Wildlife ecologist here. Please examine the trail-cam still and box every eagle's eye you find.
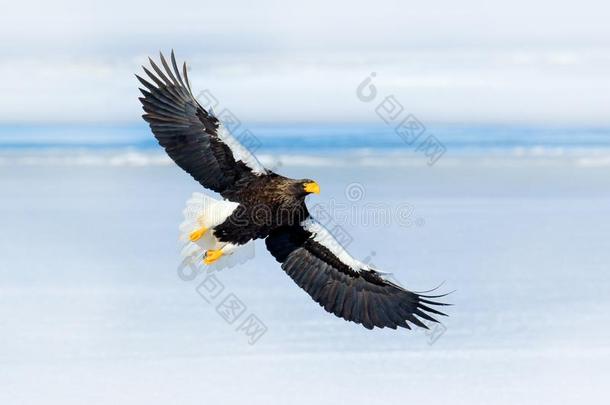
[303,181,320,195]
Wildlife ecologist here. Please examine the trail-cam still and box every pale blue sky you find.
[2,0,610,124]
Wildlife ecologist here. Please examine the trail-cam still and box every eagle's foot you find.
[203,249,223,265]
[189,226,208,242]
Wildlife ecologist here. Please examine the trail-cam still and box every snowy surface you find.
[1,154,609,404]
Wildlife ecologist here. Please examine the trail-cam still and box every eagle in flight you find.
[137,51,449,330]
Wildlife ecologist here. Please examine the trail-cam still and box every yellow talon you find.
[203,249,223,265]
[189,227,208,242]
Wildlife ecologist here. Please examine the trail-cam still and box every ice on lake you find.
[1,151,609,404]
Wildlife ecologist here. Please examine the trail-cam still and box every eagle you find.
[136,51,449,330]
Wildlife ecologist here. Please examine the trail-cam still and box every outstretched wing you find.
[265,218,449,330]
[137,51,267,201]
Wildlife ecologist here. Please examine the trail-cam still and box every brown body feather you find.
[215,175,312,244]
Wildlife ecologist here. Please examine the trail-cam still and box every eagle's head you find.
[296,179,320,197]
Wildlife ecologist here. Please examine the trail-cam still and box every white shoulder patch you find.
[300,218,369,271]
[217,124,267,175]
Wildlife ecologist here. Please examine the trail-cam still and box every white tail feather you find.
[179,192,255,270]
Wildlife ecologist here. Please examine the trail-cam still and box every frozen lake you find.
[1,151,610,404]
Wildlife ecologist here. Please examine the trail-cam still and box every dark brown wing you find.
[265,220,449,330]
[136,51,268,201]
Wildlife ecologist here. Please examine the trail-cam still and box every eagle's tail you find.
[179,192,255,270]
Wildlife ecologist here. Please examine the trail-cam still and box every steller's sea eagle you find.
[136,51,449,330]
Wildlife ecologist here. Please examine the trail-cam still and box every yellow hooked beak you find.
[303,181,320,195]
